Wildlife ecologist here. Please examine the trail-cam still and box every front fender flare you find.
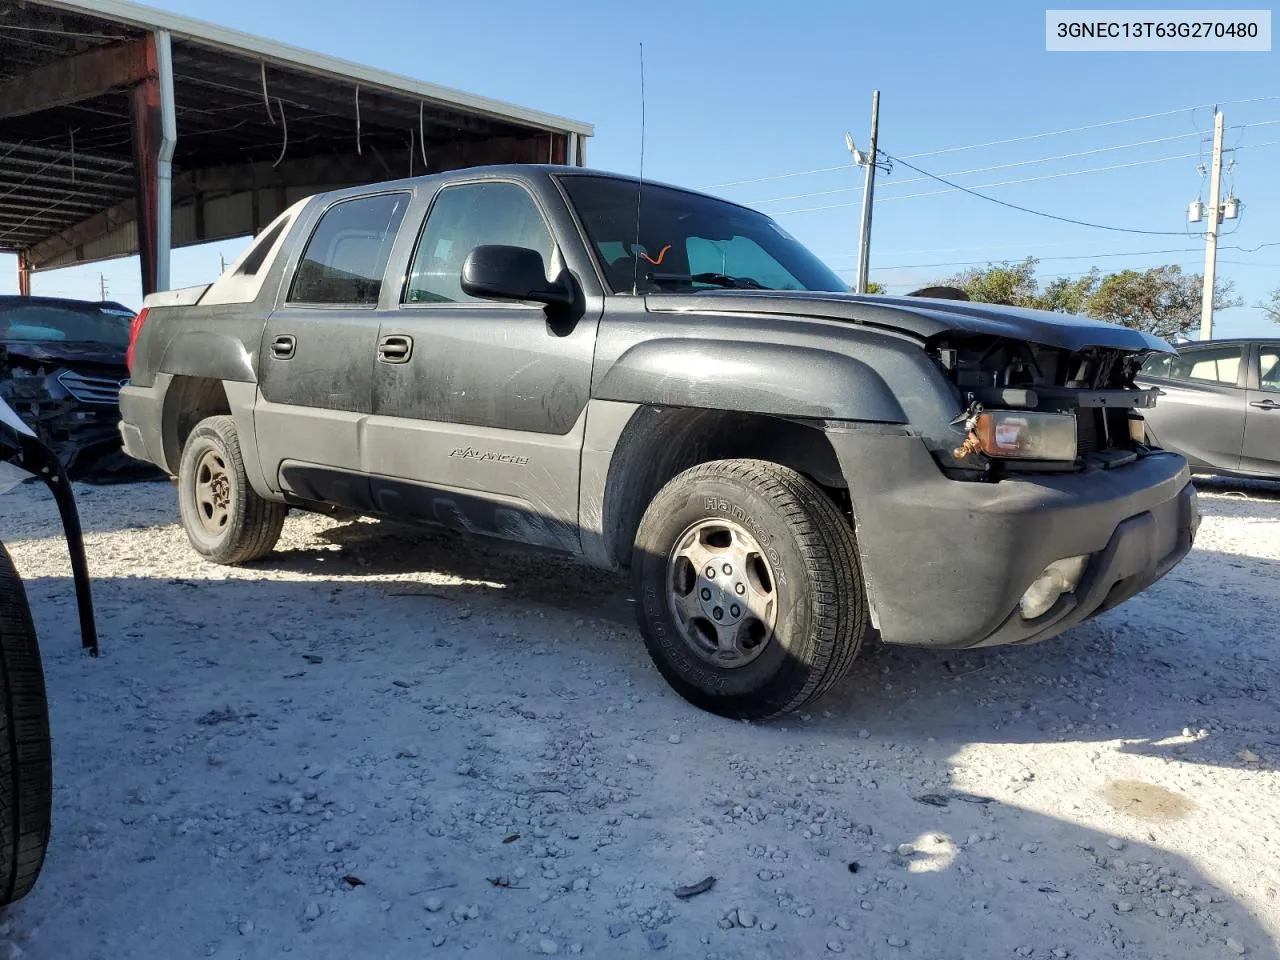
[594,339,908,422]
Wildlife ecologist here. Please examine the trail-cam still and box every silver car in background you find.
[1137,338,1280,480]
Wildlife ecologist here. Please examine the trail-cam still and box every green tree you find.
[935,259,1241,339]
[1260,287,1280,324]
[850,281,886,294]
[945,257,1041,307]
[1087,266,1241,339]
[1040,270,1100,314]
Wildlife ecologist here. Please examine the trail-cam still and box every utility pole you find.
[849,90,881,294]
[1199,108,1224,341]
[219,253,226,274]
[98,272,108,301]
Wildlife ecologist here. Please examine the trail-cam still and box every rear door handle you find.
[378,334,413,364]
[271,334,296,360]
[1250,398,1279,410]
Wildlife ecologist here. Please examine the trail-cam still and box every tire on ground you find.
[177,415,287,565]
[632,458,868,720]
[0,541,52,906]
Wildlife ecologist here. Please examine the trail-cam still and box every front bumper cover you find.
[828,429,1198,649]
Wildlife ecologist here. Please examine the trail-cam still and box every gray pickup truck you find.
[118,164,1200,720]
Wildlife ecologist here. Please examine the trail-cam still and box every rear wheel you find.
[177,415,287,565]
[632,459,868,720]
[0,541,52,906]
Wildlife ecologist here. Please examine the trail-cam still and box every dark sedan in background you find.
[0,295,157,480]
[1137,337,1280,480]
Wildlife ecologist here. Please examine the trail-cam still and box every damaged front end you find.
[928,334,1165,479]
[0,396,98,656]
[0,344,154,482]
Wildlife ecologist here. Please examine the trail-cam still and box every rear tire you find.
[632,459,868,720]
[0,541,52,906]
[177,415,287,565]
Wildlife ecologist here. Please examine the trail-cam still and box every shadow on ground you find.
[12,556,1278,960]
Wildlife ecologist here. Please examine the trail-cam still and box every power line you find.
[867,247,1202,271]
[897,97,1279,161]
[700,96,1280,191]
[748,123,1280,207]
[764,148,1201,211]
[747,130,1208,205]
[774,140,1280,230]
[852,150,1189,235]
[821,238,1280,268]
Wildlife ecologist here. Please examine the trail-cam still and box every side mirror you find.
[461,245,574,306]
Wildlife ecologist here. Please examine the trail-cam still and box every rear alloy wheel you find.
[178,415,287,565]
[633,458,868,720]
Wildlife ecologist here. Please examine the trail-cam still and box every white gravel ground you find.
[0,476,1277,960]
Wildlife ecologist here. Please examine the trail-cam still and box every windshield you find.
[557,175,848,295]
[0,301,135,348]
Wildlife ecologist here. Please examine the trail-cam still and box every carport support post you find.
[129,31,177,296]
[16,251,31,296]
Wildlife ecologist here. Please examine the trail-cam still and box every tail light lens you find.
[125,307,149,374]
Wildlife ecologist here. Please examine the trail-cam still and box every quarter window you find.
[404,182,555,304]
[1165,345,1243,386]
[288,193,410,305]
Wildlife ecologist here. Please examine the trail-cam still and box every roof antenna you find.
[630,41,646,297]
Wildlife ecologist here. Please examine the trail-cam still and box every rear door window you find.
[288,193,410,306]
[1164,345,1244,386]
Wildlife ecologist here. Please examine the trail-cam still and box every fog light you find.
[1019,555,1089,620]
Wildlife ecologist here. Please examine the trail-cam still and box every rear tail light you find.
[125,307,150,373]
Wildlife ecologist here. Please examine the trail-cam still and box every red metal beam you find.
[131,36,161,297]
[0,40,154,121]
[17,251,32,296]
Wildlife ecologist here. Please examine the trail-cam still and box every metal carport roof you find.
[0,0,593,291]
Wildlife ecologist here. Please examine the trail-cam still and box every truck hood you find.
[644,290,1174,354]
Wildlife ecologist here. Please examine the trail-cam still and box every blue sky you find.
[3,0,1277,337]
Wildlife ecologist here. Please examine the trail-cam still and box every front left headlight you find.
[969,410,1077,461]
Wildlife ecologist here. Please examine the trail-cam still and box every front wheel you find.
[632,459,868,720]
[177,415,287,565]
[0,541,52,906]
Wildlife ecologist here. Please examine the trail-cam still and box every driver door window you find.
[403,181,556,304]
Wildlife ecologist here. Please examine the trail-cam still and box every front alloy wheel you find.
[632,458,868,720]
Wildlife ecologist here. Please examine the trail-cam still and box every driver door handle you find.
[1249,398,1279,410]
[271,334,296,360]
[377,334,413,364]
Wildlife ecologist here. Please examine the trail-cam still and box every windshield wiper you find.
[649,272,768,290]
